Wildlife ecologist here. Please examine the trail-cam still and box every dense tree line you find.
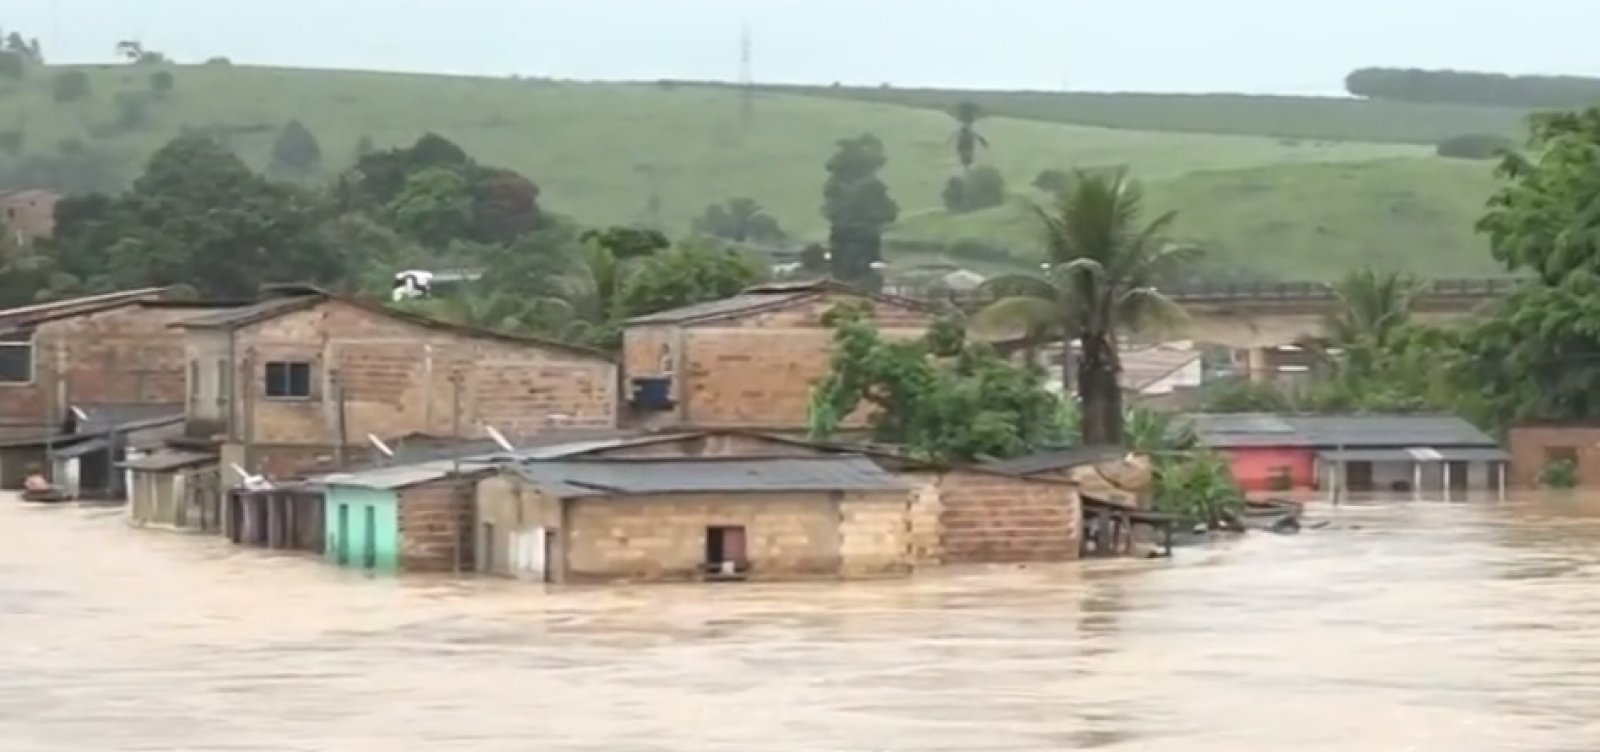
[1345,67,1600,109]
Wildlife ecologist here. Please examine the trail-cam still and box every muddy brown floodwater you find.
[5,494,1600,751]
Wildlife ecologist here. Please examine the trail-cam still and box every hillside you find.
[756,84,1536,145]
[893,158,1502,280]
[0,64,1508,279]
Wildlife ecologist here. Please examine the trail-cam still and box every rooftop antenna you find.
[483,425,515,454]
[367,433,395,460]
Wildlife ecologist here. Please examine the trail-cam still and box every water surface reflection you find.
[3,496,1600,750]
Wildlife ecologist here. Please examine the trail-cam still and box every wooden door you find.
[1346,462,1375,492]
[721,526,747,564]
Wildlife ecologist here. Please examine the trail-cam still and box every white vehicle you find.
[391,268,483,302]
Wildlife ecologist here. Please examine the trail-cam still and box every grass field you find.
[0,64,1510,280]
[754,84,1537,145]
[893,158,1503,279]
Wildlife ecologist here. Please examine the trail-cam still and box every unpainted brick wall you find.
[398,478,476,573]
[231,299,617,447]
[934,470,1081,564]
[1508,425,1600,488]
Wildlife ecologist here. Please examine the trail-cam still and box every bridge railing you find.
[888,276,1524,307]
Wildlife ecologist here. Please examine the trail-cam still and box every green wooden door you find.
[323,487,399,572]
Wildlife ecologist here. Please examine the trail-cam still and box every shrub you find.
[148,70,174,95]
[1032,168,1071,196]
[51,70,90,103]
[941,165,1007,213]
[1436,133,1513,160]
[1539,458,1578,489]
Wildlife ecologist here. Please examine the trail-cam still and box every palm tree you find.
[539,241,627,343]
[972,169,1196,445]
[950,101,988,172]
[1318,269,1420,380]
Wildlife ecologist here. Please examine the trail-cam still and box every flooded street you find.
[4,495,1600,751]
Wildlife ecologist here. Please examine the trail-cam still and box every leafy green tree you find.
[388,167,474,248]
[270,120,323,176]
[973,169,1195,445]
[0,51,23,81]
[342,133,542,244]
[579,225,668,261]
[1320,269,1420,381]
[45,137,348,298]
[949,101,988,171]
[942,165,1006,213]
[3,31,43,64]
[51,70,90,103]
[470,168,541,244]
[809,303,1066,462]
[822,134,898,289]
[692,198,785,243]
[619,242,766,319]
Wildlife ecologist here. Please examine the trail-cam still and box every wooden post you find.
[1413,463,1422,501]
[1498,461,1507,502]
[1443,462,1452,503]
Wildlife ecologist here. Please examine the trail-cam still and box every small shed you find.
[120,449,222,530]
[315,460,494,573]
[477,455,913,583]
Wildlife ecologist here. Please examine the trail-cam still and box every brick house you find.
[170,286,619,480]
[475,455,916,583]
[552,429,1088,565]
[0,288,245,441]
[620,279,935,430]
[1507,425,1600,488]
[0,189,61,244]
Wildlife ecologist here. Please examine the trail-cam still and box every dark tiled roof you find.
[513,455,908,497]
[981,445,1126,476]
[170,286,612,361]
[625,278,933,326]
[1186,413,1498,450]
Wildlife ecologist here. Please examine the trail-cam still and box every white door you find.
[511,528,547,581]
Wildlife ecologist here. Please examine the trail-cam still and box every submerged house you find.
[1188,413,1507,496]
[475,454,917,583]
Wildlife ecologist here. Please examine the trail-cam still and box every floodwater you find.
[3,495,1600,752]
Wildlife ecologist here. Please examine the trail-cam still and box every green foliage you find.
[1032,168,1071,196]
[973,168,1197,445]
[1347,68,1600,109]
[1154,450,1245,529]
[1539,458,1578,490]
[580,225,669,260]
[1197,378,1294,413]
[270,120,323,175]
[941,165,1006,213]
[809,303,1064,462]
[949,100,988,170]
[1436,133,1512,160]
[50,70,89,103]
[822,133,898,288]
[343,133,542,246]
[42,136,347,298]
[619,242,766,320]
[692,198,785,243]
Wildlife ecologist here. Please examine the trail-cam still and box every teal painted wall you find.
[323,486,400,573]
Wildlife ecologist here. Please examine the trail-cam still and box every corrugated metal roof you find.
[314,459,496,490]
[513,455,908,497]
[1187,413,1498,450]
[982,445,1126,475]
[0,287,171,332]
[1318,447,1510,463]
[53,437,109,459]
[625,290,803,325]
[173,295,320,328]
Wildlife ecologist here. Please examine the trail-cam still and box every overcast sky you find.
[9,0,1598,94]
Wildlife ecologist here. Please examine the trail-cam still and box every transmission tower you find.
[739,23,754,131]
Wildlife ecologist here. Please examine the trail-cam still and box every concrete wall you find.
[475,473,564,580]
[323,486,400,572]
[218,299,617,450]
[396,478,476,573]
[0,190,58,242]
[563,490,910,582]
[838,495,914,577]
[622,293,931,430]
[1508,425,1600,488]
[0,303,232,436]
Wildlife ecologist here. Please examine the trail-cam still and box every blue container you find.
[631,377,673,409]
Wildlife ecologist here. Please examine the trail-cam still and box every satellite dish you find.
[367,433,395,458]
[483,425,515,453]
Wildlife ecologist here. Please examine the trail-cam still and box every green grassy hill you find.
[755,84,1535,145]
[893,158,1502,279]
[0,64,1510,280]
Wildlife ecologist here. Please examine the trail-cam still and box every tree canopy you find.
[822,134,898,288]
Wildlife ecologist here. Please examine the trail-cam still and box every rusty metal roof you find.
[625,278,933,326]
[0,287,172,332]
[513,455,908,497]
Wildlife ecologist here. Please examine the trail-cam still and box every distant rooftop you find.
[1185,413,1498,449]
[513,455,908,497]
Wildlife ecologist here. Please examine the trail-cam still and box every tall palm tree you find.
[972,169,1196,445]
[950,101,989,172]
